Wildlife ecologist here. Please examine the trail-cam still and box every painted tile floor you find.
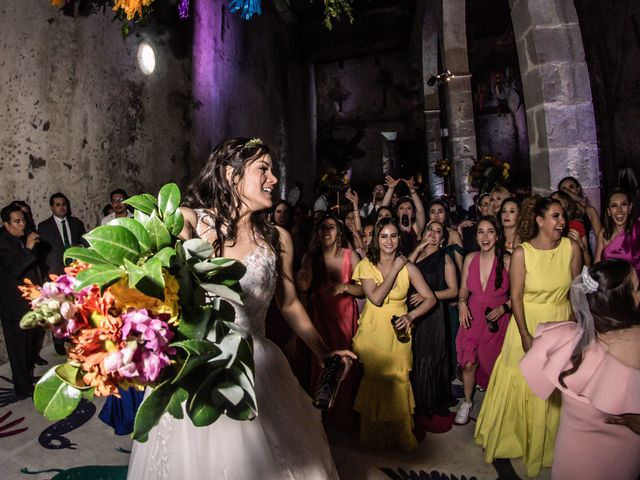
[0,344,550,480]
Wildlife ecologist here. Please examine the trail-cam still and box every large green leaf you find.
[172,339,222,357]
[107,217,151,254]
[164,210,184,237]
[124,194,156,215]
[132,381,176,442]
[187,374,223,427]
[153,247,176,268]
[137,257,165,300]
[55,363,92,390]
[34,367,83,421]
[178,305,214,340]
[228,365,257,410]
[124,258,147,288]
[214,382,244,407]
[63,246,112,266]
[75,264,124,290]
[200,283,243,304]
[84,226,140,265]
[134,210,150,227]
[146,211,172,252]
[182,238,214,260]
[158,183,181,220]
[166,386,188,420]
[171,339,223,383]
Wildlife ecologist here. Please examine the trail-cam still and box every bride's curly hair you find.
[183,138,281,261]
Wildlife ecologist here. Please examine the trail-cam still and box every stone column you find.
[422,0,445,198]
[509,0,600,206]
[440,0,477,208]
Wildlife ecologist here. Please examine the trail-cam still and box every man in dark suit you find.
[37,193,87,276]
[0,203,42,398]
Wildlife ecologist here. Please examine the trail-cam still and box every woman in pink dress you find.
[596,189,640,278]
[521,259,640,480]
[455,216,511,425]
[297,214,361,428]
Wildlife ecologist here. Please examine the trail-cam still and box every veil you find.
[569,266,598,352]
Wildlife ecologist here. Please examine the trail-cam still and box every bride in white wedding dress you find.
[127,138,355,480]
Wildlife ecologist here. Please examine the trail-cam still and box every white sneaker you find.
[454,401,473,425]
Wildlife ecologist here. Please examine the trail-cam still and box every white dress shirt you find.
[54,215,73,245]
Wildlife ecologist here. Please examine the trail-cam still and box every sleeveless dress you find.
[521,321,640,480]
[409,249,451,415]
[456,254,510,389]
[127,221,338,479]
[308,248,360,429]
[443,242,464,376]
[475,237,573,477]
[602,218,640,278]
[351,259,416,451]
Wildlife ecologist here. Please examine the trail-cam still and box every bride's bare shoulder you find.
[179,206,198,240]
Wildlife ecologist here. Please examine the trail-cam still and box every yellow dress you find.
[351,258,416,451]
[475,237,573,477]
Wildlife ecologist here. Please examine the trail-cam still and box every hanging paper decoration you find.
[178,0,189,18]
[228,0,262,20]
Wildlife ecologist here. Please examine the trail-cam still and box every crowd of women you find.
[266,173,640,478]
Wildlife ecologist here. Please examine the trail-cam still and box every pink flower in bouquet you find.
[50,301,80,339]
[111,309,176,383]
[41,274,76,298]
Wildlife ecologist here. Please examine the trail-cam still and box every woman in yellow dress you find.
[352,218,436,451]
[474,196,582,477]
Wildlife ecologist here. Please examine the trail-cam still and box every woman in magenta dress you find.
[455,216,511,425]
[521,259,640,480]
[297,214,361,428]
[596,189,640,278]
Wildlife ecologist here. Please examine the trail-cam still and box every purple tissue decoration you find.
[178,0,190,19]
[228,0,262,20]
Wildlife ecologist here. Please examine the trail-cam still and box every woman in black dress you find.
[407,221,459,421]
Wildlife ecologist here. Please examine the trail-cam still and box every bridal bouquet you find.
[19,184,256,441]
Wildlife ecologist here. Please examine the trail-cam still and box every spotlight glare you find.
[137,42,156,75]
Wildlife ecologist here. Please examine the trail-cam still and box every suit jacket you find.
[37,215,87,276]
[0,230,42,281]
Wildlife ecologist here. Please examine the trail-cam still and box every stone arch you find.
[508,0,600,205]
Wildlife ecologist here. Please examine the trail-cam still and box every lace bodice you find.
[193,208,277,337]
[231,245,277,337]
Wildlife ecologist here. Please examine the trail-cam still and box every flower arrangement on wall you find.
[467,154,511,193]
[434,158,451,178]
[49,0,353,29]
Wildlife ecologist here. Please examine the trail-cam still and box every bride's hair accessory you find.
[243,138,264,150]
[581,266,599,293]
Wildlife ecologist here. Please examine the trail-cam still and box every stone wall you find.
[0,0,194,228]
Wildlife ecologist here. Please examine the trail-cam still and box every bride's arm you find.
[274,226,357,363]
[178,207,197,240]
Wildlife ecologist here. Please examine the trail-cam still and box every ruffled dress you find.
[521,322,640,480]
[474,238,573,477]
[351,259,416,451]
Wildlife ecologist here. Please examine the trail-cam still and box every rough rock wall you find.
[191,0,315,202]
[0,1,193,229]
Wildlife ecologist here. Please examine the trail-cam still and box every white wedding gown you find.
[127,244,339,479]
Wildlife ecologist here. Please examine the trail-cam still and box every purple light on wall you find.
[178,0,190,19]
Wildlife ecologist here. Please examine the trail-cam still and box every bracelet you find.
[502,303,512,314]
[410,190,416,194]
[458,298,467,303]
